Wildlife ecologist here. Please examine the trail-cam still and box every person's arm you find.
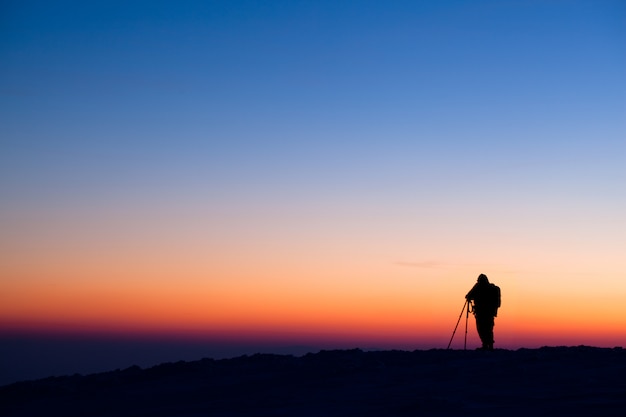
[466,284,477,300]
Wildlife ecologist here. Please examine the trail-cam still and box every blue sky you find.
[3,1,623,184]
[1,1,624,263]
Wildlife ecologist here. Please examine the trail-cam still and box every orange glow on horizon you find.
[2,266,624,350]
[2,215,625,350]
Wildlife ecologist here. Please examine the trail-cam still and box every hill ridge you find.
[1,346,625,416]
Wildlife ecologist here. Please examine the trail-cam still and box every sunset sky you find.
[1,0,625,372]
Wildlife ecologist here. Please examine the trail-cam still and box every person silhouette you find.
[465,274,501,350]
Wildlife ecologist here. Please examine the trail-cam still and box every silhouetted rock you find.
[1,346,625,416]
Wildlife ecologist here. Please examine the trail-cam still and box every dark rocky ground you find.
[1,346,625,416]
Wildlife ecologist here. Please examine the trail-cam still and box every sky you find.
[1,0,625,381]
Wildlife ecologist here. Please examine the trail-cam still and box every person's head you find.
[477,274,489,284]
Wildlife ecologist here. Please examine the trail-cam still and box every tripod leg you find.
[464,301,470,350]
[447,300,468,349]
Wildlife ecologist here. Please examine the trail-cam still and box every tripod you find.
[446,299,472,350]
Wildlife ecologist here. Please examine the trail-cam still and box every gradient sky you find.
[1,0,625,358]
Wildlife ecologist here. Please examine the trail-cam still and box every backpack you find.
[490,283,501,317]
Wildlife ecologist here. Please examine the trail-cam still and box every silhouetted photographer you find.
[465,274,501,350]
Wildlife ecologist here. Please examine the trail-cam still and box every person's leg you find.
[484,316,494,349]
[476,315,494,350]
